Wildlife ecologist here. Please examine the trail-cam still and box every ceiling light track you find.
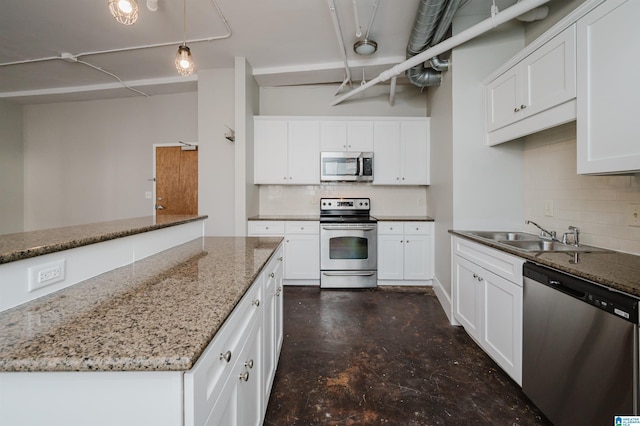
[0,0,231,69]
[327,0,352,95]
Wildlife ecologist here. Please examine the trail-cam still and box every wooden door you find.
[155,146,198,216]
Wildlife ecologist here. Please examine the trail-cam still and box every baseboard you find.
[432,275,458,325]
[377,280,432,287]
[283,279,319,286]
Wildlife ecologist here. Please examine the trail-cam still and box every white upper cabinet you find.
[486,25,577,145]
[320,120,373,152]
[254,118,319,184]
[577,0,640,174]
[373,119,430,185]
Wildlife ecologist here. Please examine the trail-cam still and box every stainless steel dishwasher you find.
[523,262,639,426]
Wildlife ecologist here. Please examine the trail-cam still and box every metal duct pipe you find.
[406,0,465,87]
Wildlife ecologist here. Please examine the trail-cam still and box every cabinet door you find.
[320,121,347,151]
[403,235,432,281]
[237,321,263,426]
[522,25,576,118]
[453,256,482,342]
[205,376,239,426]
[577,0,640,174]
[486,68,521,132]
[377,234,404,280]
[262,267,276,402]
[347,120,374,151]
[288,120,320,184]
[400,120,430,185]
[482,269,522,385]
[284,234,319,280]
[254,119,288,184]
[373,121,401,185]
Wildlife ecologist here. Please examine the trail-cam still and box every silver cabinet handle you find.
[239,371,249,382]
[245,359,254,369]
[278,256,283,261]
[270,272,275,278]
[321,226,376,231]
[521,104,527,109]
[276,287,282,296]
[472,274,483,282]
[252,299,260,307]
[220,351,232,363]
[155,204,165,210]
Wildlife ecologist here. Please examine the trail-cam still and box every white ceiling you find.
[0,0,520,104]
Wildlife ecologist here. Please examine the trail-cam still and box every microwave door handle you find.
[357,157,362,176]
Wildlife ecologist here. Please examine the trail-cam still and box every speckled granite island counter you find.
[0,236,285,426]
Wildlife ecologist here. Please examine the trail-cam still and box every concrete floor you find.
[264,286,551,426]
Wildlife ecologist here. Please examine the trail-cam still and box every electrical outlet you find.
[544,199,554,217]
[28,259,65,292]
[628,203,640,227]
[145,191,152,199]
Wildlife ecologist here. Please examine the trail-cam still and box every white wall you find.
[258,84,428,216]
[0,99,24,234]
[234,58,261,236]
[426,53,453,305]
[451,17,526,231]
[22,93,197,231]
[198,68,236,236]
[523,123,640,255]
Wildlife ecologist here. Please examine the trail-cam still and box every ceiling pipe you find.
[405,0,447,87]
[352,0,363,37]
[388,76,397,106]
[328,0,353,94]
[331,0,551,106]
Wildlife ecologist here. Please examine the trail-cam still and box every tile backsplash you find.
[258,185,427,217]
[523,122,640,255]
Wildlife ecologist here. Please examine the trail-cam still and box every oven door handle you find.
[322,271,376,277]
[321,226,376,231]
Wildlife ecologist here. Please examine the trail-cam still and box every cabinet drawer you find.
[453,237,523,285]
[184,280,263,426]
[377,222,403,234]
[403,222,431,235]
[284,221,319,235]
[248,221,285,236]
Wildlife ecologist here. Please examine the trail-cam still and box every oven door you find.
[320,223,377,271]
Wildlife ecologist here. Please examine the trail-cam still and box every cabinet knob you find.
[514,107,520,112]
[276,287,282,296]
[402,177,405,180]
[239,371,250,382]
[521,104,527,109]
[252,299,260,307]
[220,350,232,363]
[283,177,287,180]
[245,359,254,369]
[406,240,410,243]
[278,256,283,261]
[270,272,275,278]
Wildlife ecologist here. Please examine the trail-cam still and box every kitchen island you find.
[0,235,284,425]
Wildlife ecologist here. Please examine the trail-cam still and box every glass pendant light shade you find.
[175,45,195,76]
[108,0,139,25]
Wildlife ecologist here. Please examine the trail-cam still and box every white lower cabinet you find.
[248,221,319,284]
[452,236,523,385]
[185,244,284,426]
[378,222,433,285]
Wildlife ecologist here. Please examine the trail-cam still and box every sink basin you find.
[498,240,611,253]
[466,231,539,241]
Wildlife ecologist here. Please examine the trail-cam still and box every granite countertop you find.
[248,215,321,221]
[374,216,434,222]
[0,215,207,265]
[451,230,640,298]
[248,215,434,222]
[0,236,283,372]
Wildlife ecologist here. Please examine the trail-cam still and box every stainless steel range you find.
[320,198,377,289]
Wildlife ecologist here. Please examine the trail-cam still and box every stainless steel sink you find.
[498,240,611,253]
[466,231,539,241]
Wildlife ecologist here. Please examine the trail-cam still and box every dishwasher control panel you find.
[524,263,639,324]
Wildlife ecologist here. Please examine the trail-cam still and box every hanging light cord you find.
[76,60,151,97]
[182,0,187,46]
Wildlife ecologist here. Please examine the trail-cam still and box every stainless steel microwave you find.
[320,151,373,182]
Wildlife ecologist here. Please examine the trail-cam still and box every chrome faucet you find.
[562,226,580,247]
[525,220,557,241]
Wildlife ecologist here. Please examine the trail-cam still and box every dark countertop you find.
[0,215,208,265]
[0,236,283,372]
[248,215,320,221]
[374,216,434,222]
[451,230,640,298]
[248,215,434,222]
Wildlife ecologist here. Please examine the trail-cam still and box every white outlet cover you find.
[28,259,66,292]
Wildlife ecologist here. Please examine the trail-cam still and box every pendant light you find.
[108,0,139,25]
[175,0,195,76]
